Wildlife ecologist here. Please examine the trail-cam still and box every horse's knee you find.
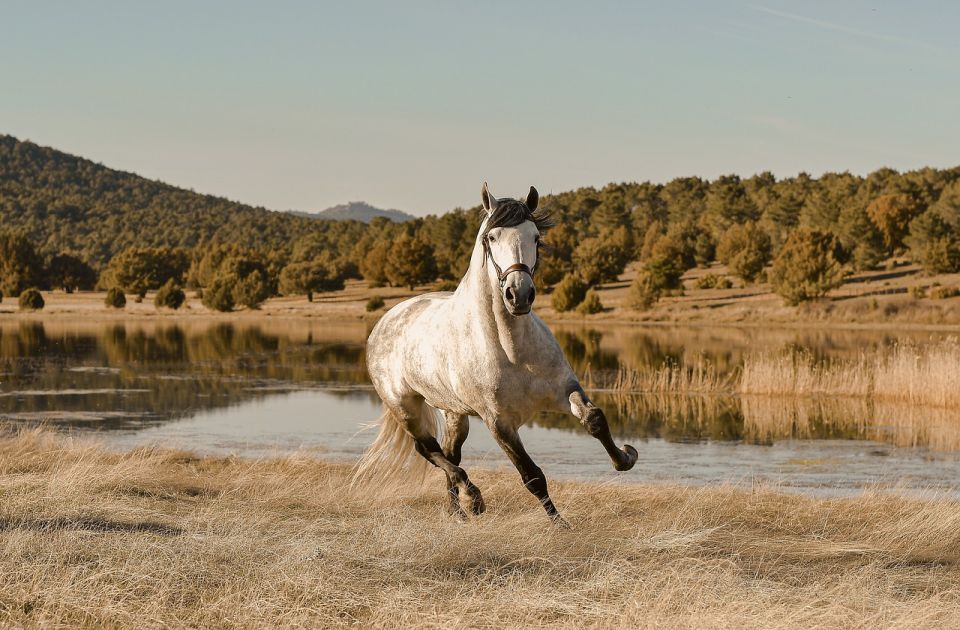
[520,465,548,495]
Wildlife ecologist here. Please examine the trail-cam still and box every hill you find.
[0,135,366,267]
[289,201,414,223]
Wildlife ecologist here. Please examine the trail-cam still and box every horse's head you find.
[479,182,550,316]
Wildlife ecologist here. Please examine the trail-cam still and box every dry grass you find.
[584,358,733,395]
[740,340,960,408]
[3,430,960,628]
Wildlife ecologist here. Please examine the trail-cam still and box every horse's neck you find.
[453,240,536,363]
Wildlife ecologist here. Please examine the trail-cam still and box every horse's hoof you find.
[467,486,485,515]
[613,444,638,471]
[551,514,572,529]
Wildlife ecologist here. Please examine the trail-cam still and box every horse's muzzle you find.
[504,283,535,315]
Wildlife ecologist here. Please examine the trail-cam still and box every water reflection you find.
[0,320,957,453]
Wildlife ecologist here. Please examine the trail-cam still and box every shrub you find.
[366,295,385,312]
[717,277,734,290]
[233,270,271,309]
[551,274,587,312]
[930,286,960,300]
[909,285,927,299]
[278,258,346,300]
[576,290,604,315]
[769,229,846,306]
[695,274,718,290]
[104,287,126,309]
[716,222,772,283]
[154,280,186,310]
[18,288,44,311]
[202,276,236,312]
[627,269,660,310]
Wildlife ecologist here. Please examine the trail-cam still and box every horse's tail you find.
[352,401,437,488]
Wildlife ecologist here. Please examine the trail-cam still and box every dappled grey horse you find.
[358,183,637,524]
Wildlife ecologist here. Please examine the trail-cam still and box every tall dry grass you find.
[595,339,960,409]
[3,429,960,628]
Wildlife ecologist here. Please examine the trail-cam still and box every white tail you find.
[352,402,438,488]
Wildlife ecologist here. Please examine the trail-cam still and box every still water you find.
[2,319,959,495]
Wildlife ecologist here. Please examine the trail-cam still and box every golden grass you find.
[584,358,733,395]
[740,340,960,407]
[3,430,960,628]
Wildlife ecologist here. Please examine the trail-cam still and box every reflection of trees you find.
[0,322,370,430]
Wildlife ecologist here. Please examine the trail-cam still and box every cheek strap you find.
[483,239,537,288]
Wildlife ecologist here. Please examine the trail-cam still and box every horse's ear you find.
[526,186,539,211]
[481,181,498,216]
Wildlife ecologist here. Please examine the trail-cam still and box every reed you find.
[3,429,960,628]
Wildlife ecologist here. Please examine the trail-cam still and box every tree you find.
[627,269,661,310]
[0,230,44,297]
[385,234,437,290]
[279,257,345,300]
[716,222,772,283]
[907,208,960,274]
[576,290,604,314]
[154,279,186,310]
[551,273,587,312]
[233,269,271,309]
[572,228,631,285]
[703,174,759,237]
[103,247,190,297]
[769,229,846,305]
[46,254,96,292]
[866,193,922,253]
[201,276,236,312]
[360,240,392,287]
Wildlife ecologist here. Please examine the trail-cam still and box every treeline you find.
[2,134,960,311]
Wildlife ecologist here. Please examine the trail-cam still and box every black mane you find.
[482,198,553,234]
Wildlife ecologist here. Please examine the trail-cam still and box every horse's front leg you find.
[488,420,568,527]
[567,385,638,472]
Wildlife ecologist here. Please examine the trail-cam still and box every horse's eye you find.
[487,234,496,242]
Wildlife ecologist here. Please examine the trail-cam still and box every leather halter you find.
[483,237,537,288]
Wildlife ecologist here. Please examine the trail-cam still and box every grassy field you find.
[3,430,960,628]
[2,260,959,329]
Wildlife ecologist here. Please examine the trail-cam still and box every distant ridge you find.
[290,201,414,223]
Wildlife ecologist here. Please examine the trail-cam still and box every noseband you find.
[483,238,537,288]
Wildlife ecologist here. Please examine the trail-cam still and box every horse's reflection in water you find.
[357,183,637,526]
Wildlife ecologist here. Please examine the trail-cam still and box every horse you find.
[357,182,637,525]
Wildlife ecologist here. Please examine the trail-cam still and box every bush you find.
[909,285,927,299]
[930,286,960,300]
[18,288,44,311]
[717,277,734,290]
[769,229,846,306]
[551,274,587,312]
[202,276,236,312]
[627,269,660,310]
[154,279,186,310]
[695,274,718,289]
[576,290,604,315]
[716,222,771,283]
[104,287,126,309]
[366,295,385,312]
[233,270,271,309]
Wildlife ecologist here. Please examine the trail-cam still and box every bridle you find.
[482,234,538,288]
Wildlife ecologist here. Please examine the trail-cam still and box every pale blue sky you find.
[2,1,957,215]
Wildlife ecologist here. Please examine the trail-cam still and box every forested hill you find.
[0,134,358,267]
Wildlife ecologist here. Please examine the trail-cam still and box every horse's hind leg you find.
[397,396,484,516]
[440,411,470,516]
[488,420,567,527]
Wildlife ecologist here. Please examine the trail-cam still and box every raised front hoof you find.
[612,444,638,472]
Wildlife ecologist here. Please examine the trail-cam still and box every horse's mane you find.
[481,198,554,235]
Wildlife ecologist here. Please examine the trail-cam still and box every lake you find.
[2,318,959,495]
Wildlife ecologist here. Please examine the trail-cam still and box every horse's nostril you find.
[505,287,515,303]
[529,287,536,304]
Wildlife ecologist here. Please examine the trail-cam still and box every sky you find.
[2,1,958,216]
